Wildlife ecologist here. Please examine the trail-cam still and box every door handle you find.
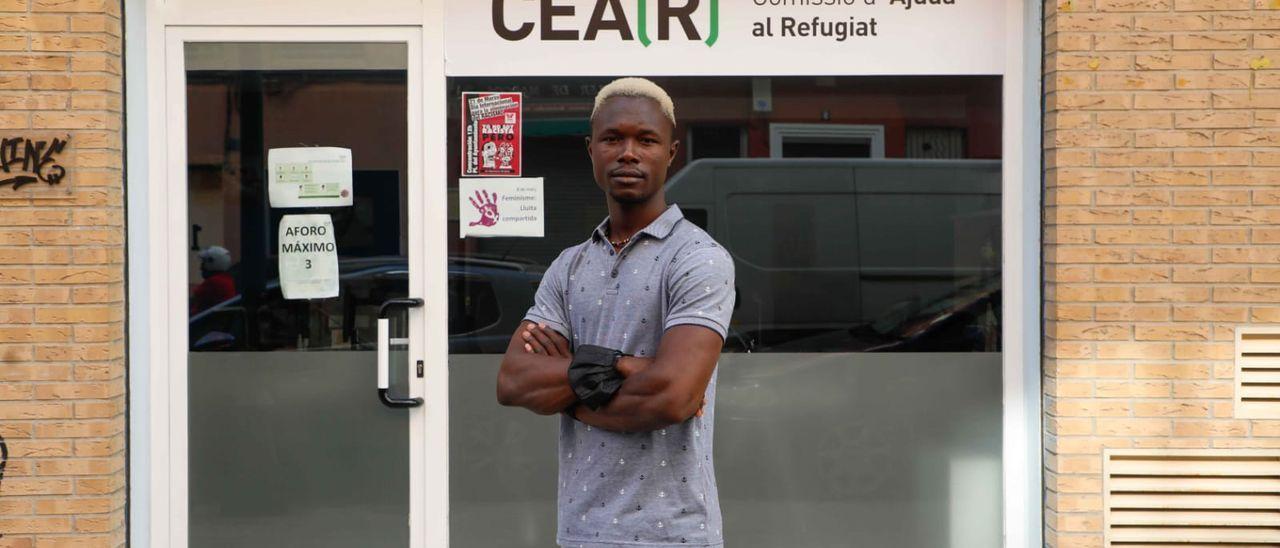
[377,297,424,408]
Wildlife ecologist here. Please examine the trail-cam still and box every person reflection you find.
[191,245,236,314]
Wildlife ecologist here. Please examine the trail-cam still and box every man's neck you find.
[606,198,666,243]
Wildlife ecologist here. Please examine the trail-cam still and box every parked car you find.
[189,255,544,353]
[667,157,1002,352]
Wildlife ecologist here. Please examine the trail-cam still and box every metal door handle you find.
[377,297,423,408]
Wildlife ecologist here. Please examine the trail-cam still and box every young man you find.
[496,78,735,548]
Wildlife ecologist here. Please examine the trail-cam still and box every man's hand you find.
[535,343,706,418]
[521,323,571,357]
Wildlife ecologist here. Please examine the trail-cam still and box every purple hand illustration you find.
[468,189,500,227]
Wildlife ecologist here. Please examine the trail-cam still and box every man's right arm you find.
[495,321,577,415]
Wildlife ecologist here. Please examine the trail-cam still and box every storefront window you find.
[447,76,1004,546]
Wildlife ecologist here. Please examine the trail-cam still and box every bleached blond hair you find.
[590,77,676,127]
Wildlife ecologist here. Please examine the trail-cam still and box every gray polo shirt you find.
[524,204,735,548]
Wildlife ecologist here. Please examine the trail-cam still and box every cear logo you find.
[493,0,719,47]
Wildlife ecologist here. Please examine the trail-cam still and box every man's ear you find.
[668,140,681,166]
[585,135,593,156]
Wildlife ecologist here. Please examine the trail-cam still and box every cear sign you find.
[278,214,339,300]
[492,0,717,45]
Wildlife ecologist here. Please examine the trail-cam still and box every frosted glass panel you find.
[189,351,409,548]
[449,353,1002,547]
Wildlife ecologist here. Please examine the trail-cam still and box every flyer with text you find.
[462,92,522,177]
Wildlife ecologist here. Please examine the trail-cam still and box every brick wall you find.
[1044,1,1280,546]
[0,0,126,546]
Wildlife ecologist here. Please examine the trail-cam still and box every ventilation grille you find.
[1103,449,1280,546]
[1236,328,1280,419]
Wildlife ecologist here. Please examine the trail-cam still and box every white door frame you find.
[140,22,444,548]
[128,1,1040,547]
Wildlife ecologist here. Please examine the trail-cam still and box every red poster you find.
[462,92,522,177]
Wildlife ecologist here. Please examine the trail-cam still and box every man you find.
[496,77,734,548]
[191,245,236,314]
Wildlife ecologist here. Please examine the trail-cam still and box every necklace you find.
[609,234,632,248]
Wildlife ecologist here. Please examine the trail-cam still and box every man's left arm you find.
[574,245,735,433]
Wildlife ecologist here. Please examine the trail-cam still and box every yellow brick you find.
[1171,266,1249,282]
[1051,33,1094,51]
[0,55,69,72]
[1133,437,1210,448]
[1255,32,1280,49]
[70,14,121,34]
[1096,149,1171,166]
[1215,286,1280,303]
[1051,246,1131,263]
[1172,381,1233,398]
[1173,189,1249,205]
[33,418,122,438]
[1051,360,1132,378]
[1135,286,1210,302]
[1094,265,1170,283]
[1134,168,1209,185]
[1097,418,1173,436]
[1052,207,1136,225]
[1134,401,1211,417]
[1096,304,1170,322]
[1135,14,1209,31]
[1055,399,1133,416]
[31,381,115,399]
[1211,208,1280,225]
[1173,341,1234,359]
[1135,130,1212,147]
[1173,227,1235,244]
[1215,12,1280,29]
[1096,111,1172,129]
[1136,325,1211,341]
[1135,52,1213,70]
[1053,53,1131,72]
[1135,362,1212,379]
[1174,110,1251,128]
[33,457,119,476]
[0,517,72,535]
[1173,305,1248,321]
[1053,473,1103,494]
[1173,149,1250,166]
[1096,379,1172,397]
[1176,0,1249,7]
[1173,33,1249,50]
[1138,92,1214,110]
[1055,129,1133,147]
[1173,420,1248,436]
[32,0,119,14]
[1096,73,1173,90]
[1212,90,1280,109]
[1216,129,1280,146]
[1098,342,1174,359]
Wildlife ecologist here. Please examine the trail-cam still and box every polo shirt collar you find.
[591,204,684,244]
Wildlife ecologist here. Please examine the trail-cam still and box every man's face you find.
[587,96,679,205]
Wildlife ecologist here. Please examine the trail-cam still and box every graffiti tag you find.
[1,136,69,190]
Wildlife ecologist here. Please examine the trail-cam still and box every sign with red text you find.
[462,92,522,177]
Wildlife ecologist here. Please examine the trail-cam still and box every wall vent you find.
[1103,449,1280,546]
[1236,327,1280,419]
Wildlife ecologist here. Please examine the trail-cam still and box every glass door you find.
[176,35,422,547]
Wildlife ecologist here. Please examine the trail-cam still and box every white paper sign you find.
[444,0,1005,76]
[267,147,354,208]
[278,214,339,299]
[459,177,545,238]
